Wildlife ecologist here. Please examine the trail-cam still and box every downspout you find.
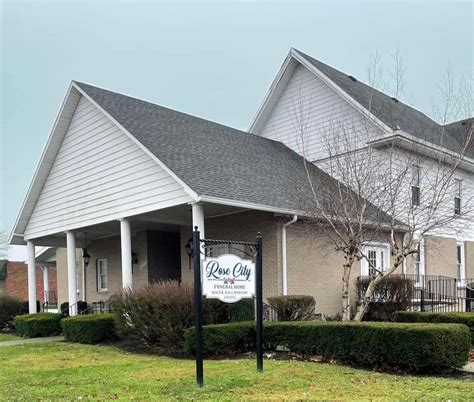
[282,215,298,295]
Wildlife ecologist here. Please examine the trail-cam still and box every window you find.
[454,179,462,215]
[96,258,108,292]
[411,166,421,206]
[457,243,465,287]
[361,244,389,276]
[414,240,425,287]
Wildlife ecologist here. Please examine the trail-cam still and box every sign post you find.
[256,233,263,372]
[192,227,204,388]
[189,230,263,388]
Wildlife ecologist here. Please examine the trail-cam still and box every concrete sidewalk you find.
[0,336,64,347]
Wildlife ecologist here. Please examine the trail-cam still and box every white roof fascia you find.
[9,83,79,245]
[369,131,474,172]
[248,51,296,134]
[249,49,395,137]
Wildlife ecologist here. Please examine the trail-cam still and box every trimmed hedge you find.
[62,314,116,344]
[394,311,474,343]
[184,321,470,372]
[14,313,62,338]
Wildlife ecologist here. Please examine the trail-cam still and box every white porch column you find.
[42,266,49,303]
[26,240,37,314]
[66,231,77,316]
[192,202,205,241]
[120,218,133,289]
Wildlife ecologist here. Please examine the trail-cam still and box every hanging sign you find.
[202,253,255,303]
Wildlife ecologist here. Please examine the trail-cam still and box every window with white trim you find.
[411,165,421,207]
[454,179,462,215]
[457,243,465,287]
[414,240,425,286]
[361,244,389,276]
[97,258,108,292]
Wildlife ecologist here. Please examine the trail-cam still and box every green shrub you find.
[394,311,474,343]
[0,296,28,329]
[184,321,470,372]
[357,276,414,321]
[227,299,254,322]
[267,295,315,321]
[62,314,115,344]
[14,313,62,337]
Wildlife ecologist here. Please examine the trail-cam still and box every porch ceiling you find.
[15,202,248,247]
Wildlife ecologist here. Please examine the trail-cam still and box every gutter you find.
[282,215,298,295]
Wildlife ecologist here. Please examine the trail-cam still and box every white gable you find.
[256,63,384,162]
[24,95,193,239]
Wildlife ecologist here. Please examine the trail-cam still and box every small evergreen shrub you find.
[0,296,28,329]
[62,314,115,344]
[357,276,413,321]
[184,321,470,372]
[267,295,315,321]
[394,311,474,344]
[14,313,62,337]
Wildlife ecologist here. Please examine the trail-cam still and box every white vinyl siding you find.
[258,64,383,161]
[24,96,192,239]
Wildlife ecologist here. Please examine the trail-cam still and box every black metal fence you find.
[358,274,474,313]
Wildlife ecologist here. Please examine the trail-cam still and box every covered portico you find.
[15,201,256,315]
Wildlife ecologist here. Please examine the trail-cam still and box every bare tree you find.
[293,52,473,321]
[0,229,8,260]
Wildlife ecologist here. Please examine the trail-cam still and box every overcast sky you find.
[1,0,473,245]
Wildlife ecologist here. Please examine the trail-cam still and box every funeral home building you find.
[9,49,473,317]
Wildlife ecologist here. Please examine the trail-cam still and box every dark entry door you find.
[147,230,181,283]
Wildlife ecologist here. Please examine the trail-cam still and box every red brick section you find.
[5,262,57,302]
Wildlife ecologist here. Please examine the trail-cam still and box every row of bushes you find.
[395,311,474,344]
[184,321,471,372]
[13,313,116,343]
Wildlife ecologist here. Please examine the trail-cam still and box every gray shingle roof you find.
[294,49,473,158]
[74,81,392,224]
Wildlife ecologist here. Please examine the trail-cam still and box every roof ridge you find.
[292,48,442,128]
[73,80,286,147]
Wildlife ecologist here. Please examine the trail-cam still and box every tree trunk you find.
[341,256,354,321]
[353,274,383,321]
[354,259,403,321]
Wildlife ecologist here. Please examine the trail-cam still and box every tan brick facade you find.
[56,231,149,306]
[54,210,474,316]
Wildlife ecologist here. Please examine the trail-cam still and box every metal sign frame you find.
[188,227,263,388]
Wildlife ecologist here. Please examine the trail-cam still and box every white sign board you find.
[202,254,255,303]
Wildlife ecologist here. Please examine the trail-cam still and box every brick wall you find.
[5,261,57,302]
[180,210,281,298]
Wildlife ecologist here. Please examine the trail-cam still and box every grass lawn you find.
[0,342,472,400]
[0,333,21,342]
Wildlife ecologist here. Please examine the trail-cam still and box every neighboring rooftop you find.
[294,49,473,158]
